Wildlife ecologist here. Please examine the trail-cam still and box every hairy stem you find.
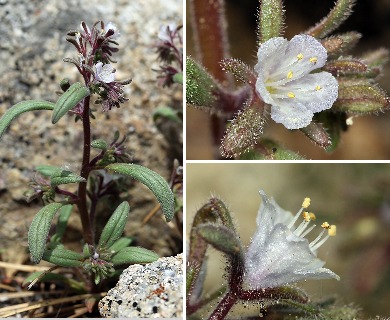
[208,291,237,320]
[77,96,93,245]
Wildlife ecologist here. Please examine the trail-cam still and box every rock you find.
[99,254,183,318]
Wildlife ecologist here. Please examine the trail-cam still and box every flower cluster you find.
[255,35,339,129]
[65,21,131,111]
[244,190,339,289]
[155,23,183,87]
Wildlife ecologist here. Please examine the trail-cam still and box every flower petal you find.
[287,34,328,71]
[270,101,314,129]
[255,37,288,79]
[246,224,339,288]
[280,72,339,112]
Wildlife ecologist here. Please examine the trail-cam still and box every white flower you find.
[158,23,177,42]
[94,62,115,83]
[255,35,339,129]
[244,190,339,289]
[105,22,120,39]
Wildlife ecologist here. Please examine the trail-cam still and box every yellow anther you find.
[315,85,321,91]
[302,197,311,208]
[310,57,318,63]
[321,222,330,229]
[287,92,295,98]
[297,53,304,60]
[287,71,293,79]
[302,211,311,222]
[328,225,337,236]
[309,212,316,221]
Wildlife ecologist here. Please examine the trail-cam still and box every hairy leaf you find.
[52,82,90,124]
[111,247,159,266]
[258,0,285,44]
[220,104,265,159]
[42,245,83,267]
[91,139,108,150]
[28,203,64,264]
[197,223,243,258]
[50,171,86,187]
[108,237,133,254]
[105,163,175,222]
[55,205,73,239]
[0,100,54,140]
[35,165,63,177]
[306,0,356,39]
[334,83,390,113]
[98,201,130,249]
[153,106,181,123]
[186,56,218,107]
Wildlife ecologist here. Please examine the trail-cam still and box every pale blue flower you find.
[244,190,339,289]
[255,35,339,129]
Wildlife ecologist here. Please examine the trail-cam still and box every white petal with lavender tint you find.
[95,62,115,83]
[255,35,339,129]
[244,190,339,289]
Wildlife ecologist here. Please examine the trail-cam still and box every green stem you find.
[77,95,93,245]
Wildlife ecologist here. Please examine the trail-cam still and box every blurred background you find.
[187,0,390,159]
[187,163,390,318]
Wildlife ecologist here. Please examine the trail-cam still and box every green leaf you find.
[306,0,356,39]
[153,106,181,123]
[108,237,133,254]
[55,204,73,239]
[98,201,130,249]
[111,247,159,266]
[239,139,305,160]
[196,223,243,258]
[52,82,90,124]
[42,245,83,267]
[105,163,175,222]
[258,0,284,44]
[28,203,64,264]
[220,104,265,159]
[186,56,218,108]
[173,72,183,84]
[299,122,332,150]
[0,100,54,140]
[91,139,108,150]
[334,83,390,113]
[50,171,86,187]
[35,165,63,177]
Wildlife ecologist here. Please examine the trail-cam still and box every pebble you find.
[98,254,183,318]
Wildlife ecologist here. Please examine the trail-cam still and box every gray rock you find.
[99,254,183,318]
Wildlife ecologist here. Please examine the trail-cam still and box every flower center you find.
[288,197,336,251]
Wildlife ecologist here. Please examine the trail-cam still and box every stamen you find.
[315,85,321,91]
[301,224,316,237]
[328,225,336,236]
[287,92,295,98]
[302,197,311,209]
[297,53,304,60]
[309,229,325,248]
[302,211,311,222]
[287,71,293,79]
[321,222,330,229]
[294,219,310,236]
[287,207,304,229]
[311,234,330,251]
[310,57,318,64]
